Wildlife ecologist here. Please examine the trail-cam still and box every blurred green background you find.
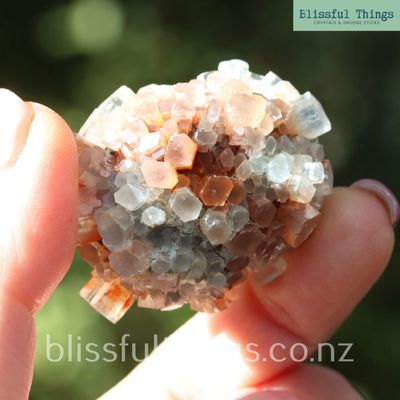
[1,0,399,398]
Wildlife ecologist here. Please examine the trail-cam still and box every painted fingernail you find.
[0,89,33,168]
[351,179,399,228]
[234,389,298,400]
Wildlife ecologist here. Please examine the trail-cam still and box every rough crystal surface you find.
[77,59,333,322]
[286,92,331,139]
[114,183,149,211]
[141,206,166,227]
[169,187,202,222]
[165,134,197,169]
[141,159,178,189]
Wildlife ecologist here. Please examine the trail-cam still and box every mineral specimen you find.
[77,59,333,323]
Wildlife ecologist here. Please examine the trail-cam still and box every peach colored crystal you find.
[141,159,178,189]
[165,134,197,170]
[224,93,267,132]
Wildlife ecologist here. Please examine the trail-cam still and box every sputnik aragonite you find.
[77,59,333,323]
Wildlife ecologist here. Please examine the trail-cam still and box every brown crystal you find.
[77,215,101,245]
[218,147,235,171]
[225,223,265,257]
[277,202,321,248]
[227,181,246,205]
[78,242,110,266]
[174,174,191,189]
[199,176,234,206]
[247,195,277,228]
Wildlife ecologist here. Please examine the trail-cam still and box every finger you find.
[0,90,78,400]
[101,186,395,399]
[234,364,363,400]
[249,186,395,347]
[0,101,78,312]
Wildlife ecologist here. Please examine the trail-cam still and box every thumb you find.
[0,89,78,399]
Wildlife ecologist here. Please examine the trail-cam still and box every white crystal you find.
[109,249,148,276]
[137,133,161,154]
[151,255,172,273]
[187,252,207,279]
[193,129,218,152]
[108,205,132,230]
[169,187,202,222]
[173,249,194,273]
[292,154,312,173]
[218,59,250,80]
[99,86,135,113]
[265,136,277,155]
[272,183,289,203]
[265,101,282,122]
[287,174,316,203]
[279,136,295,154]
[303,162,325,184]
[118,159,134,172]
[252,72,300,104]
[236,160,253,181]
[198,99,221,131]
[200,210,233,245]
[114,183,149,211]
[120,129,137,146]
[310,142,325,161]
[249,155,269,175]
[228,205,249,231]
[281,151,294,171]
[286,92,331,139]
[270,81,301,103]
[267,153,291,183]
[114,168,144,188]
[244,127,266,155]
[263,71,281,86]
[78,86,136,149]
[94,209,127,251]
[141,206,166,227]
[209,272,227,290]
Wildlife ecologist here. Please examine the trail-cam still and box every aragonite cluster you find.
[77,59,333,323]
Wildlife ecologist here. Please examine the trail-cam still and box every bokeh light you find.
[68,0,124,53]
[36,0,124,58]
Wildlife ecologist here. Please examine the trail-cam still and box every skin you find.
[0,90,395,400]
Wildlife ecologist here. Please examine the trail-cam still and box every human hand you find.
[0,89,397,400]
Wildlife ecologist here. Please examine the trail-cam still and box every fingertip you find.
[0,89,34,168]
[4,102,79,311]
[250,186,395,345]
[321,186,395,278]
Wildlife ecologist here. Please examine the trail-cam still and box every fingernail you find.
[234,389,298,400]
[0,89,33,168]
[351,179,400,228]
